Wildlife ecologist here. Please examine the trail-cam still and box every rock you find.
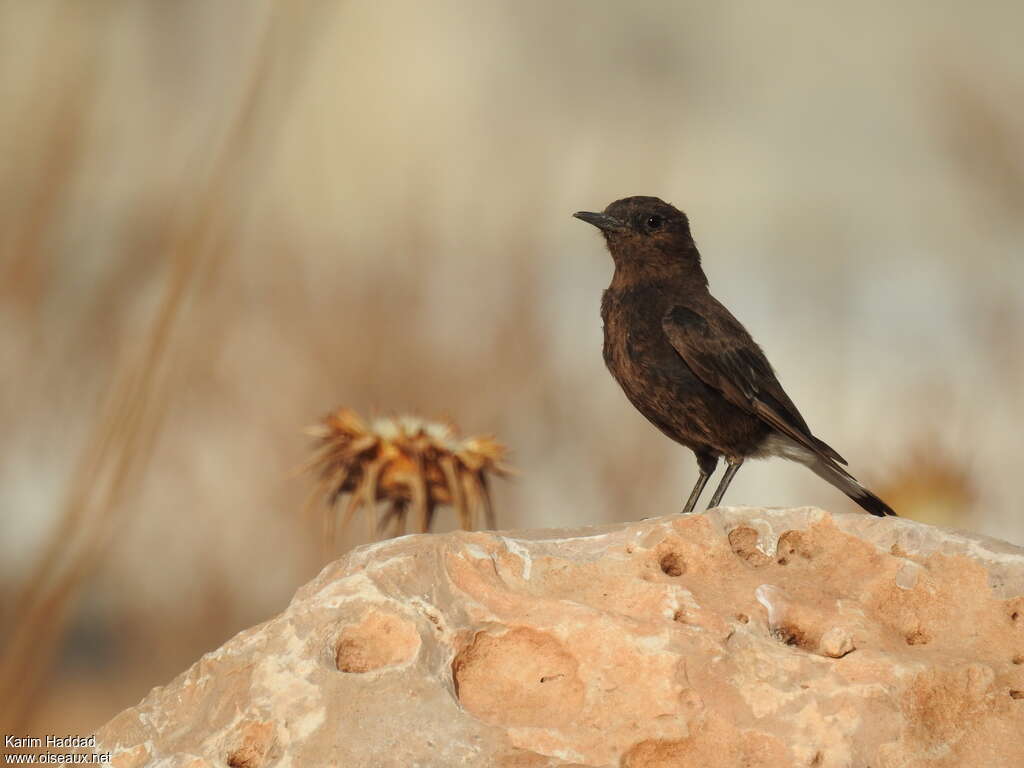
[87,507,1024,768]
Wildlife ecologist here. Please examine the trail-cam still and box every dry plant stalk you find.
[305,408,511,544]
[0,0,324,733]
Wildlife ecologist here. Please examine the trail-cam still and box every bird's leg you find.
[682,453,718,514]
[706,458,743,509]
[682,474,710,514]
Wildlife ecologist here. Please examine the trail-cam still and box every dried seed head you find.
[305,408,511,549]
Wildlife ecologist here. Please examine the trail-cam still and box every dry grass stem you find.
[0,1,328,733]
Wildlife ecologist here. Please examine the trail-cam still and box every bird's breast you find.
[601,290,678,398]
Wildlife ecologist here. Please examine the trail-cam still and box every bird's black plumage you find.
[573,196,895,517]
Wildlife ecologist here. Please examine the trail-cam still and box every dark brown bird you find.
[574,196,895,517]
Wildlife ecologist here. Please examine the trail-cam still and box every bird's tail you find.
[807,457,896,517]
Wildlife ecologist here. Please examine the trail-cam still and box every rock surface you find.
[90,507,1024,767]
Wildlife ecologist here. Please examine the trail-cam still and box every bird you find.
[573,196,895,517]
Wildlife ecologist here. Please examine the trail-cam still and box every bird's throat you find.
[610,260,709,294]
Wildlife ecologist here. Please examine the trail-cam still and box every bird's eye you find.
[646,215,663,230]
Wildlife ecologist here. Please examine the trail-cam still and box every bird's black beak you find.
[573,211,625,232]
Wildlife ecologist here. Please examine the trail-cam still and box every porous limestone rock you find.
[90,507,1024,767]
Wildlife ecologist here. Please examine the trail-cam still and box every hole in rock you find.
[334,611,420,673]
[659,552,686,577]
[775,530,816,566]
[1010,690,1023,700]
[224,721,274,768]
[905,630,930,646]
[727,526,770,568]
[451,627,585,728]
[773,623,808,648]
[226,750,260,768]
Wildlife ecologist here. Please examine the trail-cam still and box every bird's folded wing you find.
[662,305,847,466]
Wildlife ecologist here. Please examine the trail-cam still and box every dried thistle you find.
[873,437,976,527]
[304,408,511,546]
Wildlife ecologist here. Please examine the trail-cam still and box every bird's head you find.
[573,196,703,283]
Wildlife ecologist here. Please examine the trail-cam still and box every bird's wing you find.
[662,304,847,465]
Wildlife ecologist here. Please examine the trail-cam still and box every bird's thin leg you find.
[682,472,711,514]
[706,459,743,509]
[682,453,718,514]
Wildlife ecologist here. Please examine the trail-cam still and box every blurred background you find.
[2,0,1023,742]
